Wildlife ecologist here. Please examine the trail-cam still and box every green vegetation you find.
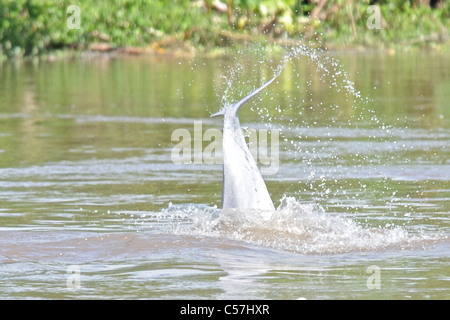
[0,0,448,58]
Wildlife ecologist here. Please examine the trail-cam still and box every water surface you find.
[0,51,449,299]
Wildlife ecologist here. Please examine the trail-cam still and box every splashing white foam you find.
[154,197,440,255]
[170,43,444,254]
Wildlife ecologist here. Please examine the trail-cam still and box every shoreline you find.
[2,1,448,62]
[2,37,449,64]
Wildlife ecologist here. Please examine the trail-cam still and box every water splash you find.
[146,199,442,255]
[186,43,447,254]
[213,43,365,119]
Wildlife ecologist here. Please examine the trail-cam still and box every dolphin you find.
[211,71,282,210]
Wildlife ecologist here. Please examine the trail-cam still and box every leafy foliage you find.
[0,0,448,58]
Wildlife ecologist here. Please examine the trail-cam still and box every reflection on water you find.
[0,51,449,299]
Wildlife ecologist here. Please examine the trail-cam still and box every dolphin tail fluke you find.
[211,66,284,118]
[210,109,225,118]
[231,68,283,116]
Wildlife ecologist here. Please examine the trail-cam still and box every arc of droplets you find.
[287,45,363,101]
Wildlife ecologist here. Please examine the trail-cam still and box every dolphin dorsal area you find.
[212,71,281,210]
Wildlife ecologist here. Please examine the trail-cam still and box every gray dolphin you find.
[211,71,282,210]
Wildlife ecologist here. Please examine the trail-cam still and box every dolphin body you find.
[211,71,281,210]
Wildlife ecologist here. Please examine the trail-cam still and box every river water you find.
[0,50,448,299]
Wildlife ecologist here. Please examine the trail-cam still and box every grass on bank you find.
[0,0,449,59]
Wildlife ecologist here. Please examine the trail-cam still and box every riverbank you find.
[0,0,449,61]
